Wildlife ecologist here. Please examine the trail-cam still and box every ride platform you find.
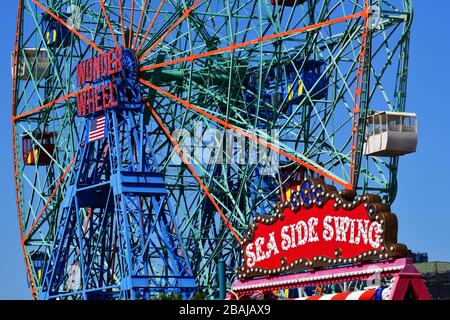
[228,258,431,300]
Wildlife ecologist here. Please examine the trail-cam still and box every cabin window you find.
[402,116,417,133]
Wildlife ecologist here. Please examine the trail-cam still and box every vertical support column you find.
[218,259,226,300]
[350,2,372,190]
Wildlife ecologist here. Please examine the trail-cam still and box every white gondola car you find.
[364,111,418,157]
[11,48,50,80]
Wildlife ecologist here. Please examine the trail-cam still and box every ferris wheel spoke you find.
[141,79,350,189]
[132,0,148,49]
[140,9,367,73]
[22,156,76,244]
[128,0,136,47]
[99,0,120,48]
[146,101,242,244]
[117,0,127,47]
[138,0,203,62]
[30,0,104,54]
[13,87,91,121]
[135,0,165,54]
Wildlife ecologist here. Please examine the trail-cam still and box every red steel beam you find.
[22,156,77,243]
[350,1,370,189]
[31,0,104,54]
[136,0,165,54]
[141,10,367,72]
[129,0,136,48]
[139,0,202,62]
[118,0,127,47]
[145,101,242,244]
[132,0,149,49]
[99,0,120,49]
[13,87,91,121]
[12,0,38,300]
[140,79,351,190]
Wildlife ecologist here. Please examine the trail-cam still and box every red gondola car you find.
[22,133,55,166]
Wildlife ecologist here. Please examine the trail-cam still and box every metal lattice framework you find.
[11,0,412,300]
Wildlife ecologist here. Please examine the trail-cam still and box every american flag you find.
[88,116,106,143]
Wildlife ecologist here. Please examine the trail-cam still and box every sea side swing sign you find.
[232,179,431,300]
[238,178,408,279]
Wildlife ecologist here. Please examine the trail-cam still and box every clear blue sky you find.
[0,1,449,300]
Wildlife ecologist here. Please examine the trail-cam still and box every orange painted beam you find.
[146,101,242,244]
[13,87,91,121]
[136,0,165,54]
[99,0,120,49]
[31,0,104,54]
[129,0,136,48]
[132,0,148,49]
[349,2,370,189]
[139,0,202,62]
[23,156,77,243]
[118,0,127,47]
[13,0,38,299]
[140,79,351,190]
[141,10,367,72]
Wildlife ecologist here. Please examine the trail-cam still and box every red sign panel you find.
[76,48,123,117]
[238,178,407,279]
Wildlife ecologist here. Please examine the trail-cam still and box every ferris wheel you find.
[11,0,414,300]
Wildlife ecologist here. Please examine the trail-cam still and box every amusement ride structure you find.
[11,0,425,300]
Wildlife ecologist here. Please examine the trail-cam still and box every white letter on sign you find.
[323,216,334,241]
[308,218,320,243]
[246,243,256,268]
[255,237,266,262]
[281,226,292,251]
[266,232,279,258]
[369,222,383,249]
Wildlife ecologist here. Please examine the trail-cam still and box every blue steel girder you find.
[39,48,196,300]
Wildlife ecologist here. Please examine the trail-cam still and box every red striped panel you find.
[358,289,376,300]
[297,289,377,301]
[331,292,352,300]
[306,295,322,300]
